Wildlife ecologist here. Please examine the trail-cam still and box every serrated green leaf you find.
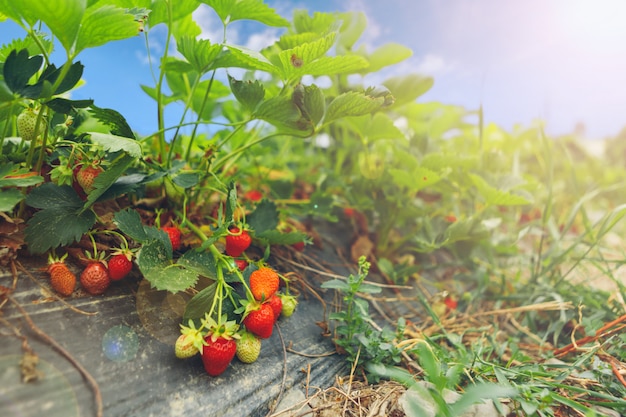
[177,249,217,278]
[228,75,265,113]
[2,49,43,95]
[219,45,277,73]
[203,0,288,26]
[75,5,139,53]
[137,239,198,293]
[19,60,84,99]
[255,95,309,134]
[469,173,531,206]
[172,172,199,189]
[0,169,43,188]
[247,199,279,235]
[389,166,440,193]
[325,91,385,124]
[336,11,366,51]
[292,10,336,34]
[88,105,135,138]
[183,282,217,322]
[0,189,24,212]
[25,183,83,209]
[302,55,369,77]
[349,113,404,141]
[46,98,94,114]
[177,36,221,74]
[277,32,343,80]
[320,278,350,291]
[302,84,325,126]
[114,208,148,243]
[88,132,141,157]
[0,0,23,23]
[276,32,321,50]
[383,74,434,107]
[149,0,198,26]
[19,0,85,53]
[24,205,96,253]
[365,43,413,73]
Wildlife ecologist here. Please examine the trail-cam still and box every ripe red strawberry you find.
[225,226,252,257]
[162,226,181,251]
[234,259,248,271]
[291,240,305,251]
[47,254,76,296]
[243,190,263,202]
[279,294,298,318]
[75,164,103,194]
[267,295,282,322]
[108,252,133,281]
[249,267,279,301]
[236,331,261,364]
[17,108,44,141]
[443,296,458,311]
[80,261,111,295]
[202,335,237,376]
[243,303,275,339]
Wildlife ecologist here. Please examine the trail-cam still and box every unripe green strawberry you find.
[175,333,199,359]
[280,294,298,318]
[17,108,44,141]
[236,331,261,364]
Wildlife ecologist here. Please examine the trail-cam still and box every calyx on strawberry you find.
[199,314,240,376]
[225,226,252,257]
[175,320,206,359]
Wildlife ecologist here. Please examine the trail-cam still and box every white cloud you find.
[414,54,454,76]
[193,4,235,43]
[245,29,280,51]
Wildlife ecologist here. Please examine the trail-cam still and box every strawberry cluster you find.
[174,263,299,377]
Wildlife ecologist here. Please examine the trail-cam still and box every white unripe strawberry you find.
[16,108,44,141]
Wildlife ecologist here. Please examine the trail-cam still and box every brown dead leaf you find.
[0,212,25,266]
[351,234,374,263]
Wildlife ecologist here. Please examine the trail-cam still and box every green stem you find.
[154,0,174,165]
[184,69,218,161]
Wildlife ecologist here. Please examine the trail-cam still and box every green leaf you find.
[137,239,199,293]
[255,95,309,134]
[46,98,94,114]
[228,75,265,113]
[114,208,148,243]
[292,10,337,34]
[255,230,308,246]
[224,181,238,223]
[177,249,217,279]
[349,113,404,141]
[0,167,43,188]
[449,383,517,415]
[320,278,350,291]
[0,189,24,212]
[177,36,221,74]
[83,153,137,208]
[183,283,216,322]
[24,184,95,253]
[365,43,413,73]
[389,166,440,193]
[301,84,325,126]
[2,49,43,95]
[75,5,139,54]
[203,0,289,27]
[469,173,531,206]
[219,45,278,74]
[19,60,85,99]
[172,172,199,189]
[302,55,369,77]
[88,132,141,157]
[247,199,279,235]
[383,74,434,107]
[336,12,367,51]
[325,91,385,124]
[149,0,199,26]
[88,105,135,138]
[25,182,83,209]
[25,206,96,253]
[19,0,85,53]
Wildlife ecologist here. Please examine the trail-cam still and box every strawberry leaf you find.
[183,282,217,322]
[114,208,148,243]
[88,106,135,139]
[218,45,278,74]
[383,74,434,108]
[177,36,221,74]
[0,189,25,212]
[137,239,199,293]
[24,183,95,253]
[2,49,43,96]
[74,5,139,54]
[247,199,279,235]
[229,75,265,113]
[16,0,84,53]
[83,153,137,208]
[177,249,217,280]
[469,173,531,206]
[364,43,413,73]
[224,181,238,224]
[324,91,386,124]
[204,0,288,27]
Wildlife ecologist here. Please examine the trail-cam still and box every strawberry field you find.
[1,1,626,416]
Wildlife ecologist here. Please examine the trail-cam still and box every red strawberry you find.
[291,241,305,251]
[108,251,133,281]
[249,267,279,301]
[162,226,181,251]
[80,261,111,295]
[443,296,458,311]
[75,164,103,194]
[243,190,263,202]
[225,226,252,257]
[267,295,282,322]
[234,259,248,271]
[243,303,275,339]
[201,335,237,376]
[47,254,76,296]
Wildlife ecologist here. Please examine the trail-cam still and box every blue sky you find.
[2,0,626,140]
